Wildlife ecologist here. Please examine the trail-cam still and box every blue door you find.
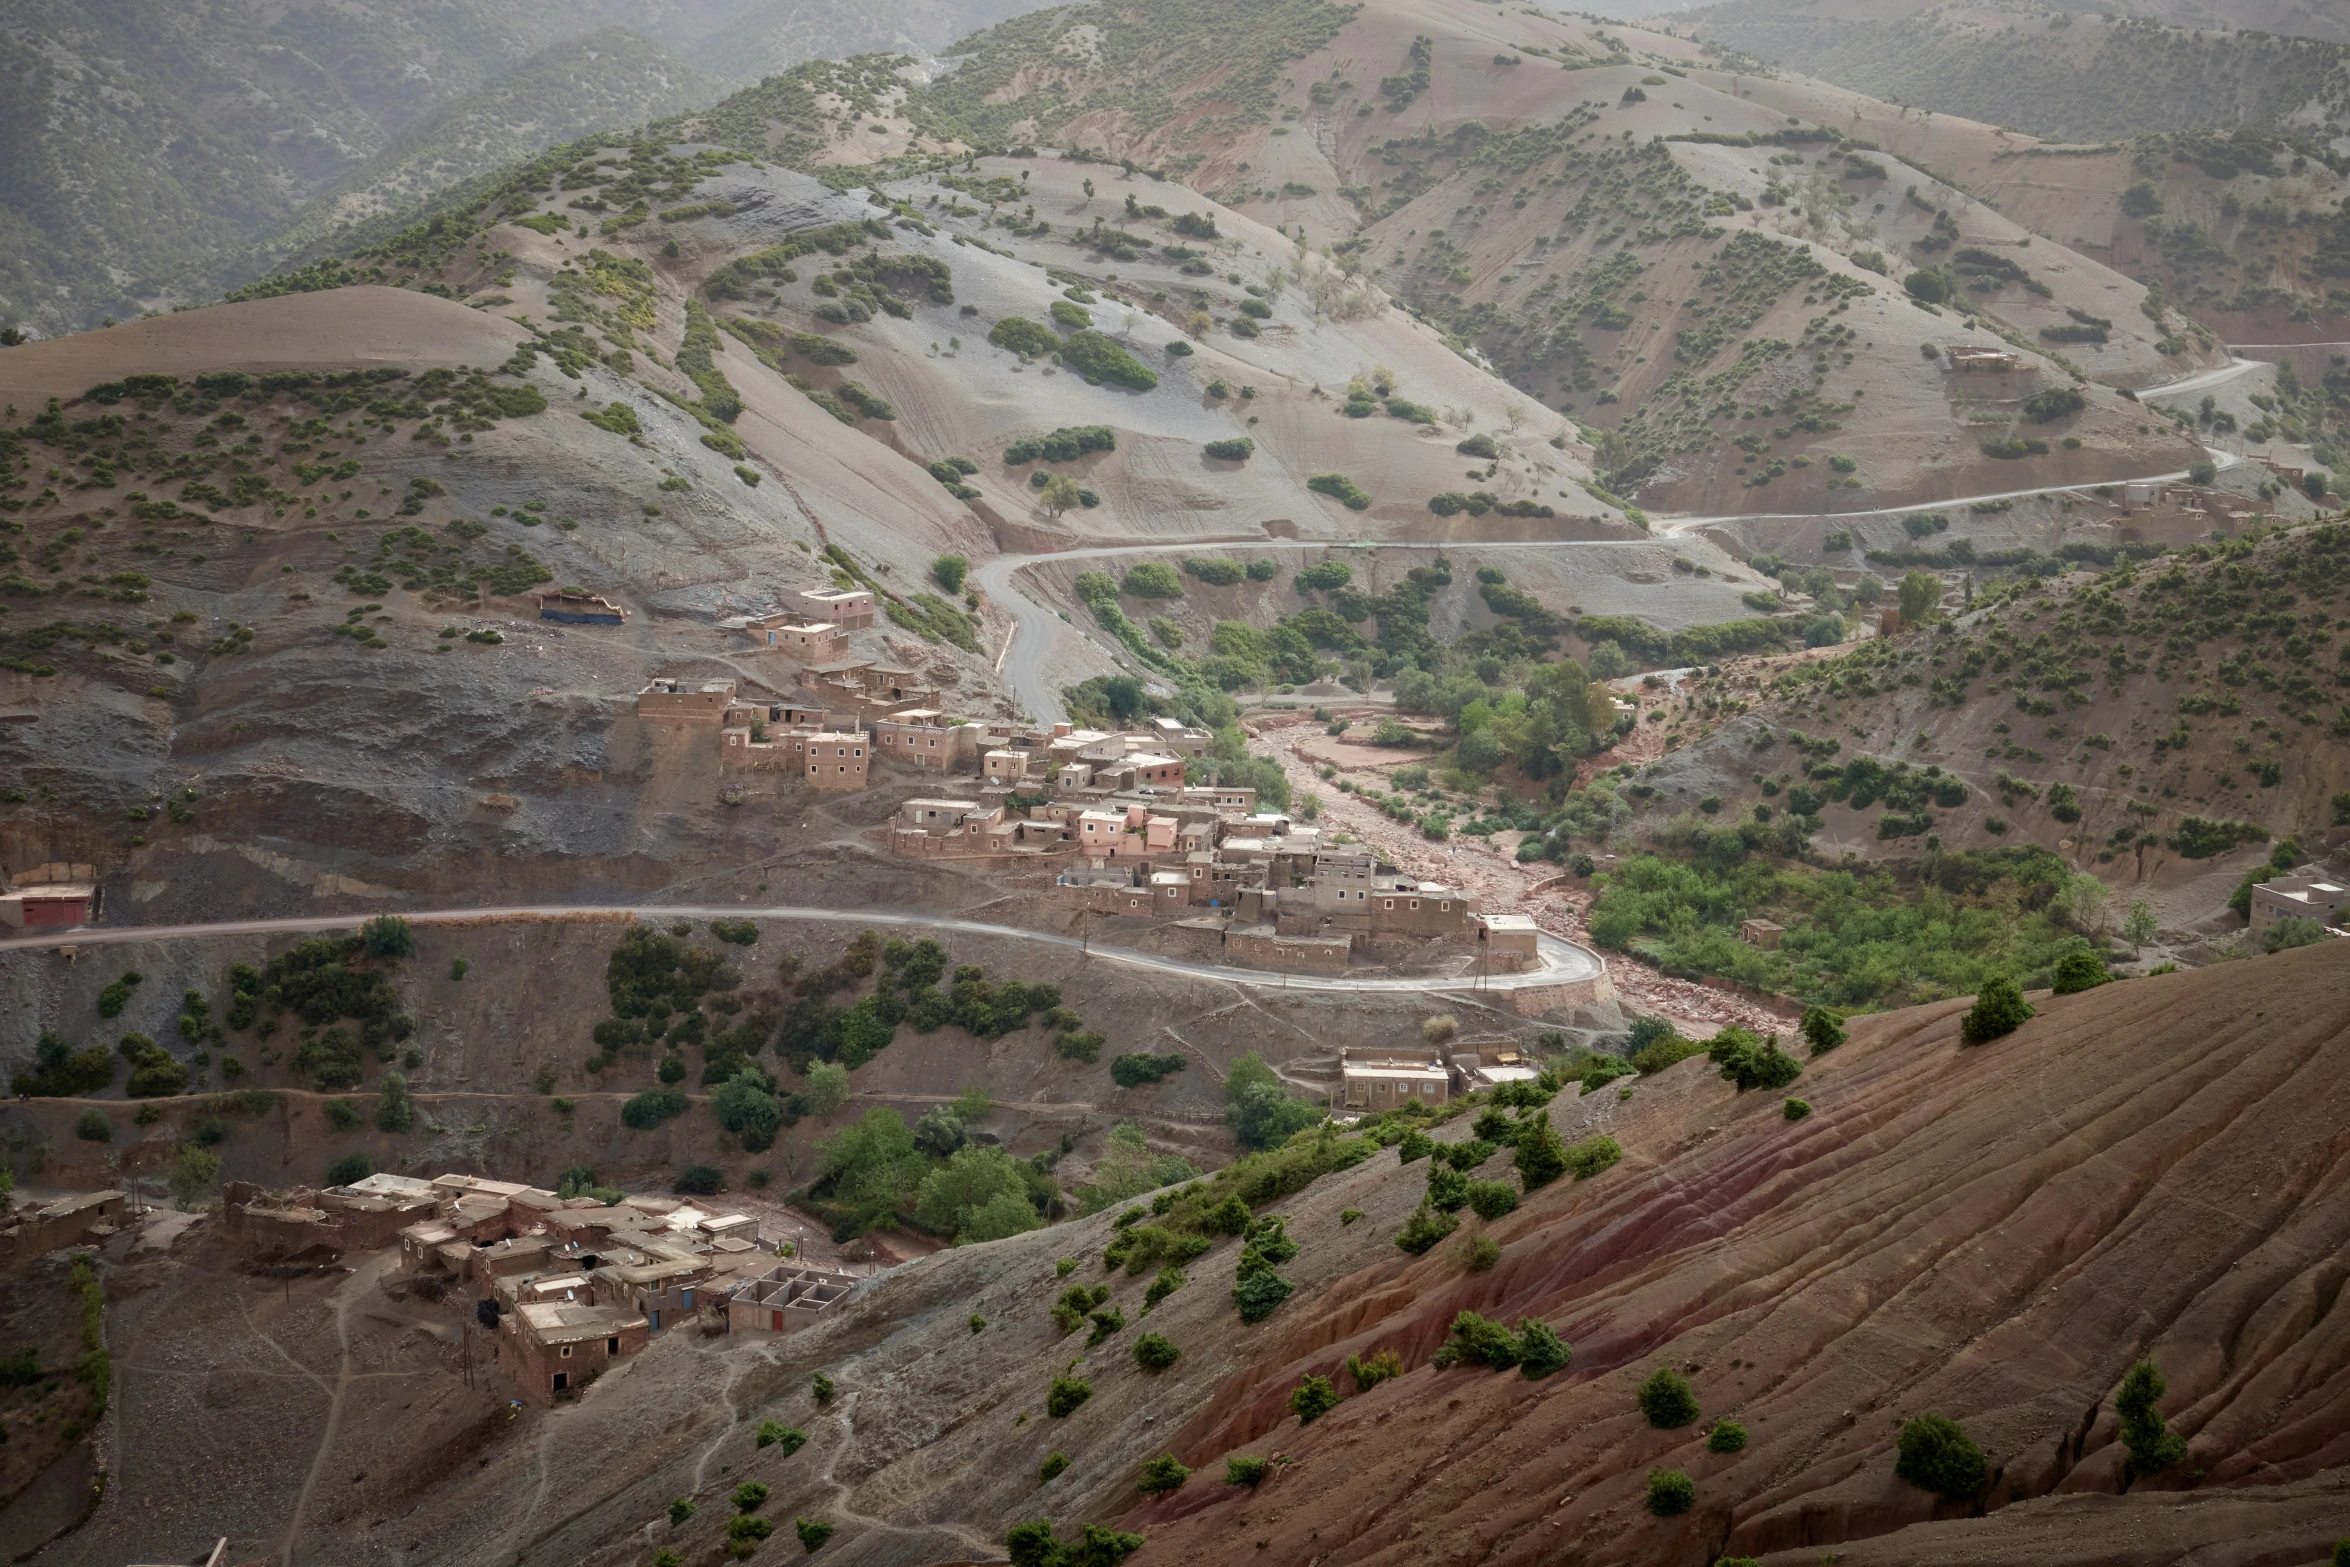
[649,1310,660,1330]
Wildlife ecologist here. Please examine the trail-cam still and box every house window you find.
[1384,899,1395,910]
[1410,900,1420,910]
[1439,902,1450,912]
[560,1345,573,1358]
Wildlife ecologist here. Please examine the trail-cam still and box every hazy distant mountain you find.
[0,0,1034,334]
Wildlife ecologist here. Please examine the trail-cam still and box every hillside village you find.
[4,0,2350,1564]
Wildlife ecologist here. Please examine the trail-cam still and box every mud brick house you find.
[797,587,875,628]
[637,677,738,724]
[497,1300,649,1402]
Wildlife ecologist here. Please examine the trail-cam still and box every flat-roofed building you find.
[637,677,738,724]
[728,1262,857,1335]
[2249,876,2350,931]
[1338,1047,1451,1111]
[804,731,870,791]
[797,587,875,628]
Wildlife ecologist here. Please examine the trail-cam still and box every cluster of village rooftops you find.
[222,1171,857,1403]
[630,583,1541,981]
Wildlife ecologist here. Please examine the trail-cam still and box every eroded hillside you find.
[47,937,2343,1567]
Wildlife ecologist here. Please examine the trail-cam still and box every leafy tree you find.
[1895,1413,1985,1500]
[1041,474,1084,519]
[1897,570,1940,625]
[1225,1054,1320,1150]
[916,1145,1039,1241]
[734,1481,770,1512]
[374,1071,415,1133]
[932,555,969,593]
[164,1141,219,1209]
[2265,916,2326,952]
[1959,976,2034,1045]
[2122,899,2158,949]
[1287,1373,1341,1424]
[360,915,416,960]
[1800,1005,1846,1055]
[757,1421,807,1453]
[803,1060,851,1118]
[1463,1179,1518,1220]
[794,1517,833,1551]
[817,1107,928,1230]
[326,1152,374,1187]
[2115,1360,2187,1481]
[1638,1367,1701,1428]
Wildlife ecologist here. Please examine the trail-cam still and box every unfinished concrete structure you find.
[727,1262,857,1335]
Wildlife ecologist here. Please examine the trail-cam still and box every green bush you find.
[1563,1135,1621,1181]
[1784,1097,1812,1120]
[1203,438,1255,461]
[1133,1332,1181,1373]
[1004,426,1116,464]
[1307,473,1372,510]
[1799,1006,1846,1055]
[1059,330,1158,390]
[2266,915,2327,952]
[1894,1413,1985,1500]
[990,317,1059,356]
[12,1033,116,1097]
[1347,1348,1404,1388]
[1460,1234,1501,1272]
[1959,977,2034,1045]
[1645,1468,1695,1517]
[1707,1419,1748,1453]
[757,1421,808,1454]
[1516,1320,1571,1379]
[1463,1179,1518,1220]
[1121,562,1184,598]
[119,1033,189,1098]
[1233,1267,1294,1324]
[1046,1370,1092,1417]
[97,970,142,1018]
[1287,1373,1341,1424]
[813,1372,835,1404]
[793,1517,832,1552]
[675,1165,724,1196]
[622,1086,691,1128]
[75,1109,111,1142]
[1708,1027,1805,1092]
[1038,1452,1069,1483]
[1513,1117,1571,1188]
[361,914,416,960]
[1225,1455,1269,1485]
[1638,1367,1701,1428]
[2051,950,2111,994]
[709,918,759,946]
[1392,1201,1459,1264]
[2116,1360,2187,1478]
[734,1481,770,1513]
[1434,1310,1521,1371]
[326,1152,374,1186]
[1135,1455,1190,1496]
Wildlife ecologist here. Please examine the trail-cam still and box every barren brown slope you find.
[1129,942,2350,1567]
[0,288,530,410]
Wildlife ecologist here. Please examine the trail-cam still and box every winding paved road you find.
[0,903,1604,995]
[974,382,2255,719]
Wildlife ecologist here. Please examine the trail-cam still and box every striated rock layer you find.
[1134,943,2350,1567]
